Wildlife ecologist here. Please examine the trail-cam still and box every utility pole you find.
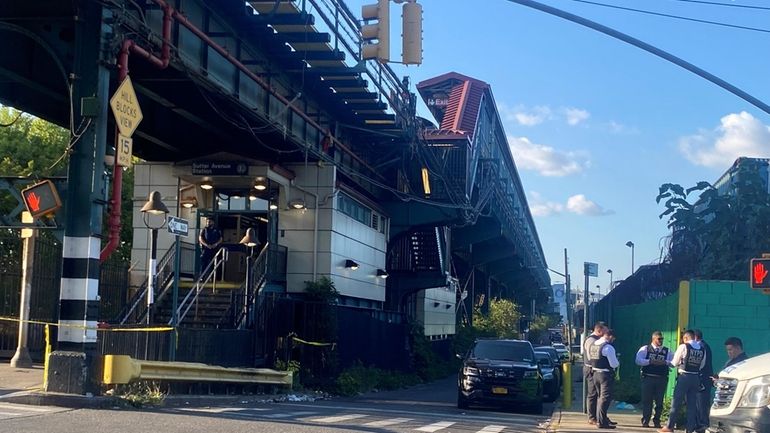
[564,248,572,349]
[10,212,35,368]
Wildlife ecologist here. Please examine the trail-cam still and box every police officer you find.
[693,329,713,433]
[635,331,672,428]
[584,321,608,425]
[659,330,706,433]
[589,328,619,429]
[198,217,222,278]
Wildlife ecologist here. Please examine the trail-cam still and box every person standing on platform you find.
[198,217,222,278]
[584,321,608,426]
[659,330,706,433]
[635,331,673,428]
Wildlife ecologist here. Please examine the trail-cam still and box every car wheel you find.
[457,390,469,409]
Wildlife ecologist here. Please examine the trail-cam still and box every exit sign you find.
[21,180,62,218]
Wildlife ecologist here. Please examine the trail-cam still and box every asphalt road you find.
[0,377,555,433]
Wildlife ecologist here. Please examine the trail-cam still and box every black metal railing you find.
[174,247,229,325]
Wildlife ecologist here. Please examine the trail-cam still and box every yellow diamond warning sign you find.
[109,76,143,138]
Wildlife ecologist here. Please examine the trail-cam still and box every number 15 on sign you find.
[117,135,132,168]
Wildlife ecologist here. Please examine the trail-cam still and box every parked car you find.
[535,351,560,402]
[534,346,563,385]
[709,351,770,433]
[457,339,543,414]
[552,343,570,361]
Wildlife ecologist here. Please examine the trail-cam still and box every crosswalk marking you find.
[477,425,507,433]
[179,407,268,414]
[363,417,413,427]
[0,403,55,412]
[262,411,318,419]
[0,403,64,420]
[416,421,456,432]
[310,413,369,423]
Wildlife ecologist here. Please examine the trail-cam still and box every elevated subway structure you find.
[0,0,548,375]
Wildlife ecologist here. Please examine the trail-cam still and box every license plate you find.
[492,387,508,394]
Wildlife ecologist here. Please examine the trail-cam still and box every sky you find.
[344,0,770,294]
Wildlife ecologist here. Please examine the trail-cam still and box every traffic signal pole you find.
[46,0,110,394]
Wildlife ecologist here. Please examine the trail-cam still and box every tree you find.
[474,298,521,339]
[657,162,770,280]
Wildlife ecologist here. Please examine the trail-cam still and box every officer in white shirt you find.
[659,330,706,433]
[635,331,673,428]
[589,329,619,429]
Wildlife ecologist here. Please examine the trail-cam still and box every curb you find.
[0,390,120,409]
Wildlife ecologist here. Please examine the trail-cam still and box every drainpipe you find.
[100,4,172,261]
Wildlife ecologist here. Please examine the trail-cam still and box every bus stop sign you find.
[21,180,62,218]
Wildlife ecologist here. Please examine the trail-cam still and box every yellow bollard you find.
[42,324,51,390]
[562,361,572,409]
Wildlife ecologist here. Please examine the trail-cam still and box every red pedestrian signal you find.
[750,258,770,290]
[21,180,62,218]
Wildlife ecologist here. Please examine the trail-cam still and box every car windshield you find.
[535,352,553,366]
[471,341,533,362]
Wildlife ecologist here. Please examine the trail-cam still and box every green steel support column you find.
[47,0,110,395]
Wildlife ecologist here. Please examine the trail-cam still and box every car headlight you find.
[523,370,538,378]
[738,375,770,408]
[463,366,480,376]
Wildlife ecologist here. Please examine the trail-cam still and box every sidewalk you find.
[0,362,44,396]
[552,362,651,432]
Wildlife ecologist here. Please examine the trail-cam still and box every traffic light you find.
[21,180,62,218]
[401,1,422,65]
[362,0,390,62]
[750,257,770,290]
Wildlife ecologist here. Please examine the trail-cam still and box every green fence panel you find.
[688,280,770,372]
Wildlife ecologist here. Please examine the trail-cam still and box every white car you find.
[709,351,770,433]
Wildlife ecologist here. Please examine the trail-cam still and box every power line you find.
[669,0,770,11]
[567,0,770,33]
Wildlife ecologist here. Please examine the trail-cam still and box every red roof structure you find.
[416,72,491,138]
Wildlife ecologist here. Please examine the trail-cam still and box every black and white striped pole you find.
[46,0,110,395]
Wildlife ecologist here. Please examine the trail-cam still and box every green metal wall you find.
[687,280,770,372]
[595,290,680,396]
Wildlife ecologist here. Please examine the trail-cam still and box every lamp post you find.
[141,191,169,325]
[625,241,635,275]
[607,269,613,292]
[239,228,258,327]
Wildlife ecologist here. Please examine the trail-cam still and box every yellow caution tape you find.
[289,333,335,349]
[0,316,172,332]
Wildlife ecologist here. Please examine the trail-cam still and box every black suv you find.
[457,339,543,413]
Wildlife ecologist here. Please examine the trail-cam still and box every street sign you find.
[116,134,133,167]
[167,216,189,237]
[109,76,143,137]
[584,262,598,277]
[750,257,770,291]
[21,180,62,218]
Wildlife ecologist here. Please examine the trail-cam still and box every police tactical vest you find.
[588,342,611,369]
[683,343,705,373]
[641,345,669,376]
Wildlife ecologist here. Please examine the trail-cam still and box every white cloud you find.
[564,107,590,126]
[508,135,588,177]
[528,192,612,217]
[499,103,552,126]
[565,194,614,216]
[679,111,770,168]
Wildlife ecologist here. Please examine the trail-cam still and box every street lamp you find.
[141,191,169,324]
[607,269,613,291]
[625,241,635,275]
[239,228,258,326]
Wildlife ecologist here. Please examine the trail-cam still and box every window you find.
[338,192,372,226]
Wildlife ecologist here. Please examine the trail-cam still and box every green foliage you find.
[275,359,302,390]
[473,299,521,339]
[408,322,456,381]
[528,314,559,345]
[335,362,421,396]
[115,381,166,407]
[658,162,770,280]
[0,107,70,177]
[304,276,339,303]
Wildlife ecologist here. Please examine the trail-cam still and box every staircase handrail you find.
[234,243,270,328]
[173,246,228,325]
[118,242,177,325]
